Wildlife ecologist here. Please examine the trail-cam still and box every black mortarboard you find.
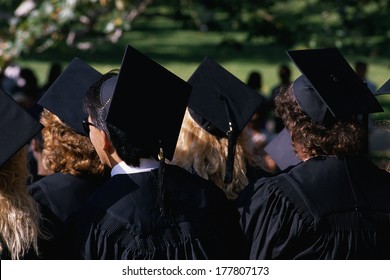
[187,57,266,183]
[99,45,192,161]
[287,48,383,124]
[375,79,390,96]
[264,128,302,171]
[38,57,102,135]
[0,89,43,166]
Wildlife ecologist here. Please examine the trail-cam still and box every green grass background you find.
[17,13,390,120]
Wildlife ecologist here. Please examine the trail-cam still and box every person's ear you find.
[101,131,113,152]
[30,138,40,153]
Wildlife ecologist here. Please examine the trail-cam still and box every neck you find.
[106,151,123,169]
[35,154,53,176]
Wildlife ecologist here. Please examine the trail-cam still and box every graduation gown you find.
[237,155,390,259]
[28,173,105,259]
[67,164,245,260]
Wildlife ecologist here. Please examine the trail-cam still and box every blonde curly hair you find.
[40,109,105,176]
[172,109,264,200]
[0,146,40,259]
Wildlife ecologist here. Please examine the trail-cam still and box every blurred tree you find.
[1,0,390,68]
[0,0,153,67]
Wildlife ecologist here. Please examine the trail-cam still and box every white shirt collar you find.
[110,158,160,177]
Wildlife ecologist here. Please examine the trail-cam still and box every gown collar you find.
[111,158,160,177]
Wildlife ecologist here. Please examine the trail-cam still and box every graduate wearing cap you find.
[172,57,270,201]
[0,89,42,259]
[68,45,245,260]
[28,58,107,259]
[237,48,390,259]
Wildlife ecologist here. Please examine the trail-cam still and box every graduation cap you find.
[38,57,102,136]
[99,45,192,161]
[264,128,302,171]
[287,48,383,124]
[187,57,266,183]
[0,89,43,167]
[375,79,390,96]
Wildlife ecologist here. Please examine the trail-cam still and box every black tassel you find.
[157,146,166,216]
[221,96,238,184]
[224,121,237,184]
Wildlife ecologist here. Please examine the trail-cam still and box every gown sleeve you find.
[237,176,305,259]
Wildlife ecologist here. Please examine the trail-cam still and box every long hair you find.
[275,85,364,159]
[172,109,264,200]
[40,109,105,176]
[0,146,40,259]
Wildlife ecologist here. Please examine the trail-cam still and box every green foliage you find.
[0,0,151,64]
[2,0,390,65]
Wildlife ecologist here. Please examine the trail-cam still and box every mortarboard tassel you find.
[224,124,237,184]
[222,96,238,184]
[157,143,167,216]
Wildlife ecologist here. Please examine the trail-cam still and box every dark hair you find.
[275,85,364,159]
[279,64,291,83]
[355,61,367,70]
[355,61,368,78]
[246,71,262,91]
[42,62,62,91]
[84,71,156,167]
[84,71,116,136]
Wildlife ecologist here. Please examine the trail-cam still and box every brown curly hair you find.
[172,109,265,200]
[275,85,364,159]
[0,146,41,259]
[40,109,105,176]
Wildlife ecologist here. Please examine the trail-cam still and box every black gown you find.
[0,239,11,260]
[28,173,105,259]
[66,164,245,260]
[237,155,390,259]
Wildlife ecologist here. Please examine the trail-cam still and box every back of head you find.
[186,57,266,185]
[84,45,192,167]
[40,109,104,176]
[0,146,41,259]
[173,109,263,200]
[43,62,63,90]
[246,71,262,91]
[84,71,157,167]
[18,67,40,99]
[38,57,103,136]
[276,47,384,160]
[275,83,365,159]
[0,88,42,259]
[355,61,367,79]
[279,64,291,84]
